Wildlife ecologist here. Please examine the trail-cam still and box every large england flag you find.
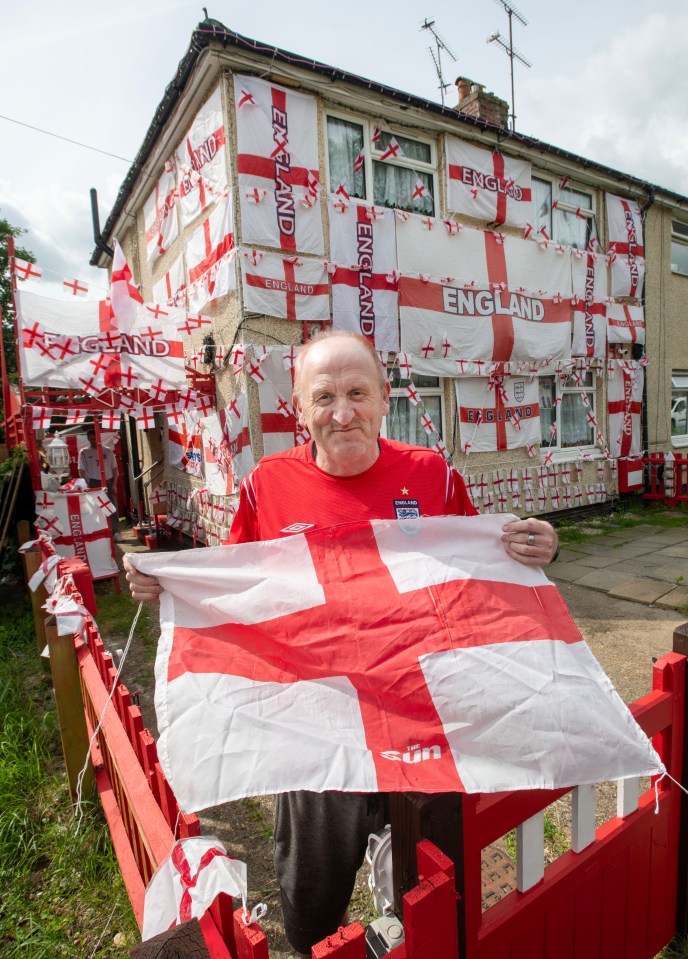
[200,413,233,495]
[186,199,237,314]
[174,85,228,227]
[16,290,188,391]
[255,347,299,456]
[329,202,399,351]
[608,362,644,458]
[234,74,322,254]
[456,376,541,452]
[241,250,330,321]
[607,302,645,345]
[606,193,644,258]
[36,490,117,579]
[446,138,532,228]
[130,515,660,812]
[610,252,645,299]
[224,391,254,489]
[144,159,179,269]
[153,254,187,308]
[571,249,608,358]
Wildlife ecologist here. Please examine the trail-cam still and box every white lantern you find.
[45,437,70,471]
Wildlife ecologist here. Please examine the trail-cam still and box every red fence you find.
[643,453,688,505]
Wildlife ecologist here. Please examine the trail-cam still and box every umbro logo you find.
[280,523,315,534]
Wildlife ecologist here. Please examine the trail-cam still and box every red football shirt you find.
[230,438,477,544]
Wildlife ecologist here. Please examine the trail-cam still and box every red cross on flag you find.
[456,376,541,452]
[610,251,645,299]
[570,249,608,359]
[129,514,659,811]
[329,201,399,351]
[446,138,532,228]
[241,250,329,322]
[234,74,323,255]
[38,491,117,579]
[186,199,237,314]
[144,158,179,269]
[607,302,645,345]
[153,254,187,308]
[608,362,644,458]
[255,347,298,456]
[63,277,89,297]
[174,85,227,227]
[199,413,233,495]
[168,411,203,477]
[111,240,144,332]
[13,257,42,283]
[397,215,572,366]
[606,193,645,258]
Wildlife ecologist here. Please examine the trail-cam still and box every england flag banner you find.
[153,254,187,308]
[446,137,532,228]
[329,202,399,351]
[168,411,203,476]
[456,376,541,452]
[174,85,228,227]
[38,490,117,579]
[144,159,179,269]
[234,74,322,254]
[16,290,188,392]
[571,250,608,358]
[224,391,254,489]
[186,199,236,314]
[256,347,298,456]
[606,193,644,258]
[129,515,660,811]
[200,413,233,495]
[610,252,645,299]
[608,363,644,458]
[607,302,645,345]
[241,250,330,321]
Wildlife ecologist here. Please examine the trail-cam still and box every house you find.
[90,17,688,539]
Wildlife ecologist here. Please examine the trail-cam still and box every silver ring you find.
[527,533,535,547]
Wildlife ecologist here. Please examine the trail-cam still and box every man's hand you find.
[123,555,163,603]
[501,518,559,567]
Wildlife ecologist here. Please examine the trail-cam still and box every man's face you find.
[87,432,97,448]
[294,339,390,476]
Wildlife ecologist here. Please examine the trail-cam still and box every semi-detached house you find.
[91,17,688,541]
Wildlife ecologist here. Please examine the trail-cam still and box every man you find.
[126,331,558,954]
[78,427,122,542]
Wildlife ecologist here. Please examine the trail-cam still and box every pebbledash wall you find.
[94,19,688,538]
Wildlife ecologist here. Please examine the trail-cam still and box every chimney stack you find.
[455,76,509,128]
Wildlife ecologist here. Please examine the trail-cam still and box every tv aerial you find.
[420,17,457,107]
[488,0,532,130]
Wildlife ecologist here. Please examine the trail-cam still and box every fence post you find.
[673,622,688,935]
[20,540,50,659]
[46,614,95,802]
[389,792,464,956]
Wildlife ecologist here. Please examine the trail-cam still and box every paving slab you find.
[586,533,635,547]
[652,544,688,559]
[607,577,676,605]
[603,558,655,576]
[605,525,663,539]
[644,529,688,545]
[602,543,670,559]
[555,548,589,564]
[548,562,598,583]
[655,587,688,611]
[573,569,637,593]
[571,553,623,569]
[639,564,688,584]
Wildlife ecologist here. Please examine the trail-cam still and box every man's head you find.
[86,428,97,448]
[292,331,390,477]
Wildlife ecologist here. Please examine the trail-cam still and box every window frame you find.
[538,371,601,460]
[382,367,446,448]
[531,174,597,250]
[671,220,688,276]
[325,110,438,215]
[671,371,688,445]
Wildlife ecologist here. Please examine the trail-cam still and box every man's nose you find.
[331,397,355,424]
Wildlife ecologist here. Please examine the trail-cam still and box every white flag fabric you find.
[35,490,117,579]
[446,138,532,228]
[570,249,608,358]
[607,302,645,345]
[130,515,660,811]
[144,159,179,269]
[606,193,645,258]
[329,201,399,350]
[610,252,645,299]
[255,347,298,456]
[608,362,644,458]
[234,74,322,254]
[16,290,188,392]
[142,837,249,941]
[240,250,329,321]
[111,239,143,332]
[186,199,237,314]
[456,376,541,452]
[153,254,187,308]
[224,392,254,490]
[174,85,228,227]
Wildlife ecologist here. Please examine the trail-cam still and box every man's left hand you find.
[501,518,559,566]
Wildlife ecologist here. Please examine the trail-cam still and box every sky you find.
[1,0,687,298]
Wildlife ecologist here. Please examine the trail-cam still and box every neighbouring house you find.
[86,17,688,539]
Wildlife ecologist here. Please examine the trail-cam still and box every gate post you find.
[673,622,688,935]
[46,615,95,802]
[389,793,465,957]
[20,541,50,659]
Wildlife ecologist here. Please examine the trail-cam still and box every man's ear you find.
[382,380,391,414]
[292,394,304,425]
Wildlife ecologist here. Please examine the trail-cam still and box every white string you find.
[654,768,688,815]
[87,900,119,958]
[74,602,143,832]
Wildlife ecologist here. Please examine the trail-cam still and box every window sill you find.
[671,435,688,448]
[540,446,604,464]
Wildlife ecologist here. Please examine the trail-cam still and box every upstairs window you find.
[384,367,444,447]
[671,221,688,276]
[539,371,596,452]
[327,115,436,215]
[532,177,596,249]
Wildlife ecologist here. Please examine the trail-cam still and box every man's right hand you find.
[123,555,163,603]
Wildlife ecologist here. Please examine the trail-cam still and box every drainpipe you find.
[90,188,114,260]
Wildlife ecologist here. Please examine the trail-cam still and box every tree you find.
[1,214,36,377]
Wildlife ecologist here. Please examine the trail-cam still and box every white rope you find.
[74,602,143,832]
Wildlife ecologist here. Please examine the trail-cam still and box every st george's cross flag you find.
[130,515,661,812]
[456,376,541,453]
[570,249,608,359]
[608,362,644,458]
[174,85,228,227]
[445,137,532,228]
[607,301,645,346]
[329,201,399,351]
[223,391,255,489]
[36,490,117,579]
[143,159,179,270]
[234,74,323,254]
[153,253,187,308]
[241,250,330,321]
[255,347,299,456]
[606,193,645,258]
[186,199,237,314]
